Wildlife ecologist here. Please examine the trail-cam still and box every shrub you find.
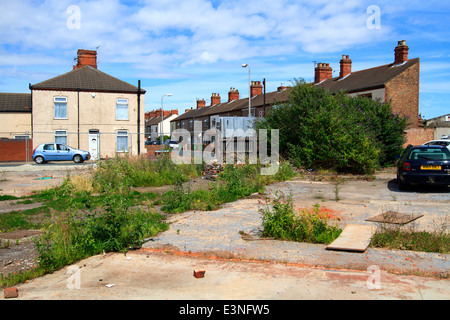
[34,195,168,273]
[256,80,408,174]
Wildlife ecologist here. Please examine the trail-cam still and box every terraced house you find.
[30,49,145,159]
[171,40,421,145]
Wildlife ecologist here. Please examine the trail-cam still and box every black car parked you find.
[396,145,450,190]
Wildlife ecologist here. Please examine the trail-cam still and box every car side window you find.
[56,144,69,151]
[43,144,54,151]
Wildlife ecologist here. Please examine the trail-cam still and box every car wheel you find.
[34,156,45,164]
[73,154,83,163]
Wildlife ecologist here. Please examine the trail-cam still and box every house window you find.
[54,97,67,119]
[116,99,129,120]
[117,130,128,152]
[55,130,67,145]
[14,135,30,140]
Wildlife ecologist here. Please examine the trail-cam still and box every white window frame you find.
[55,130,68,145]
[116,98,129,120]
[117,130,129,152]
[54,96,68,119]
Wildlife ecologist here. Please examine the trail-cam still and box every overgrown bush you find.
[256,80,408,174]
[260,192,342,244]
[92,154,203,192]
[34,195,168,273]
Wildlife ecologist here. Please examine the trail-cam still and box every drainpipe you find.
[263,78,266,116]
[137,80,141,155]
[77,88,80,149]
[29,83,33,140]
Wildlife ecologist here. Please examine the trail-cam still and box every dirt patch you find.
[1,236,39,276]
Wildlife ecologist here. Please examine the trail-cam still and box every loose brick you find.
[3,287,19,299]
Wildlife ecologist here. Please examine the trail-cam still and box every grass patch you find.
[260,192,342,244]
[160,161,297,214]
[370,224,449,253]
[0,195,20,201]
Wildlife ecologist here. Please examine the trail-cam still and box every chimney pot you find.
[314,62,333,83]
[394,40,409,64]
[197,98,206,109]
[250,80,263,98]
[228,87,240,102]
[211,93,221,106]
[339,54,352,79]
[75,49,97,69]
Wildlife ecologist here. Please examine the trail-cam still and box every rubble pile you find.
[201,163,223,180]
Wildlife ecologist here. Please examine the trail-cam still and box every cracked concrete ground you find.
[1,165,449,300]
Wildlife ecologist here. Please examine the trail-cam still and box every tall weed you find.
[260,192,342,244]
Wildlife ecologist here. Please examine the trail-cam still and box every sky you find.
[0,0,449,119]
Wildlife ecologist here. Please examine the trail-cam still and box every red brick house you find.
[171,40,420,143]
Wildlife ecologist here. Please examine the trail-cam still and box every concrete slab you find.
[326,224,377,252]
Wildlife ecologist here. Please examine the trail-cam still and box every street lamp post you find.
[242,64,251,117]
[161,93,172,150]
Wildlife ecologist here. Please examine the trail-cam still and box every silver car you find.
[422,138,450,151]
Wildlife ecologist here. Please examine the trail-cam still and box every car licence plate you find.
[421,165,441,170]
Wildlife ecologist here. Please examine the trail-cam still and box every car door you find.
[42,143,57,161]
[56,144,72,161]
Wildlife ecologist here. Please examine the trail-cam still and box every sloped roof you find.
[31,66,145,93]
[0,93,32,112]
[146,114,178,125]
[172,88,291,122]
[171,57,419,122]
[316,58,420,93]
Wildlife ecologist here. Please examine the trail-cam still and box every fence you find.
[0,138,33,162]
[0,131,154,162]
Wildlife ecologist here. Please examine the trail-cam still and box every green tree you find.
[256,80,407,174]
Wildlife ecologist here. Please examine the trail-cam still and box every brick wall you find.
[385,61,420,128]
[0,138,33,162]
[404,127,433,147]
[145,145,163,157]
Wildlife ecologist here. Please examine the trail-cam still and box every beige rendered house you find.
[30,50,145,159]
[0,93,32,139]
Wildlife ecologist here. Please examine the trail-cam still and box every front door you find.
[89,130,100,160]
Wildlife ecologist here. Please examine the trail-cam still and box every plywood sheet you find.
[326,224,377,252]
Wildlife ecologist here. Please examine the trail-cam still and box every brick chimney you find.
[75,49,97,69]
[314,63,332,83]
[211,93,221,106]
[250,81,263,98]
[197,99,206,109]
[339,55,352,79]
[228,88,239,102]
[394,40,408,64]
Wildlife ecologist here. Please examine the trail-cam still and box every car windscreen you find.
[408,148,450,161]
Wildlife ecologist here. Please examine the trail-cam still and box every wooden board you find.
[326,224,377,252]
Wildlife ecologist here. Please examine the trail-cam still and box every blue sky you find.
[1,0,449,119]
